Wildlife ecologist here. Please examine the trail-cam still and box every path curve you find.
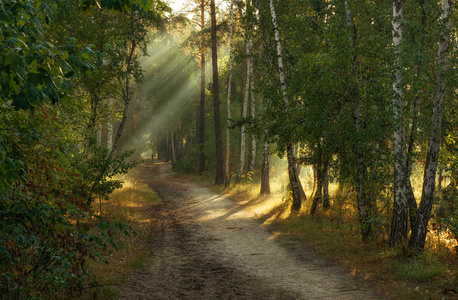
[118,162,383,299]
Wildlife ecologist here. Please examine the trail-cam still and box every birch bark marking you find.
[389,0,408,247]
[258,0,271,196]
[409,0,451,251]
[225,0,234,187]
[236,38,252,183]
[268,0,301,210]
[345,1,372,241]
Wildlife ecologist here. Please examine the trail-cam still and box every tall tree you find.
[345,0,372,241]
[225,0,235,186]
[198,0,206,173]
[409,0,451,251]
[236,37,252,183]
[389,0,408,247]
[260,128,271,194]
[268,0,302,210]
[248,80,256,173]
[210,0,225,184]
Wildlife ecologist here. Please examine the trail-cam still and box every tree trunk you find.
[236,38,252,183]
[311,149,323,215]
[260,132,270,194]
[409,0,450,252]
[345,1,372,241]
[287,161,306,200]
[248,83,256,174]
[390,0,408,247]
[89,94,98,133]
[268,0,301,211]
[210,0,224,185]
[198,0,206,174]
[405,0,428,230]
[171,130,177,163]
[322,160,330,210]
[225,0,234,187]
[107,99,113,150]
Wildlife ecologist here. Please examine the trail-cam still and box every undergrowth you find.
[202,173,458,300]
[81,169,161,299]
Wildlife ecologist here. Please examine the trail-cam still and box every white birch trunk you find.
[236,38,252,182]
[225,0,234,187]
[345,1,372,241]
[409,0,451,251]
[268,0,301,210]
[389,0,408,246]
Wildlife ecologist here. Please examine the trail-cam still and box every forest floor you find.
[115,160,384,299]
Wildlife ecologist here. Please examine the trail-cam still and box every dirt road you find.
[118,161,383,299]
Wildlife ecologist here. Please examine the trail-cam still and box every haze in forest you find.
[2,0,458,299]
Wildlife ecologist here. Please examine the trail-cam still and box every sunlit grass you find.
[83,175,161,299]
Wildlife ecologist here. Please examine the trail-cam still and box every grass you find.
[188,167,458,300]
[81,171,161,299]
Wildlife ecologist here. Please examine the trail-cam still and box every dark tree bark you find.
[225,0,234,187]
[310,147,323,215]
[260,134,270,195]
[322,161,330,210]
[198,0,206,174]
[210,0,224,184]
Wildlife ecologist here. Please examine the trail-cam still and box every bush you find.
[0,105,134,299]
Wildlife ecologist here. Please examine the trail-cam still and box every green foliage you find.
[0,0,169,297]
[173,154,200,173]
[0,105,135,298]
[0,0,96,109]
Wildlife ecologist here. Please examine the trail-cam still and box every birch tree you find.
[389,0,408,246]
[268,0,302,210]
[409,0,451,251]
[225,0,235,186]
[236,37,252,183]
[345,0,372,241]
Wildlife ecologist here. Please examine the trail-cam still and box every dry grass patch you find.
[82,177,161,299]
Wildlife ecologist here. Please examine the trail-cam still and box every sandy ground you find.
[118,161,384,299]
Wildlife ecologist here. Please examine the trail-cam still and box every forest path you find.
[118,160,383,299]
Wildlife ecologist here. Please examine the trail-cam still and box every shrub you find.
[0,105,134,299]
